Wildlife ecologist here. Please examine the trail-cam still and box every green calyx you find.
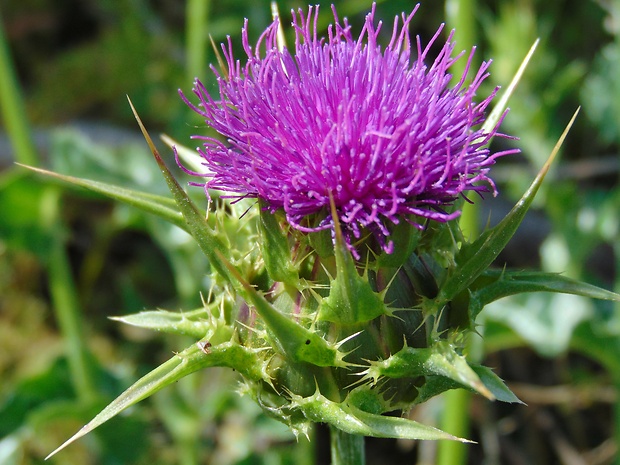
[317,239,389,325]
[258,201,302,287]
[317,198,390,324]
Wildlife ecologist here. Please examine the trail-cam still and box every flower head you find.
[181,3,516,253]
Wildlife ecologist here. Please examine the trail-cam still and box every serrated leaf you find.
[18,165,186,230]
[405,364,521,405]
[469,269,620,320]
[367,341,493,399]
[434,108,580,309]
[318,250,387,324]
[471,365,522,404]
[110,308,213,339]
[292,390,471,442]
[46,341,264,459]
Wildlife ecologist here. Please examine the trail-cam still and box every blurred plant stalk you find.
[438,0,478,462]
[0,9,97,404]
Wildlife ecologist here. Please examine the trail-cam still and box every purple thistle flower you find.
[180,3,517,254]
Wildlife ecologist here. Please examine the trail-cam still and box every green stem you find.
[46,187,98,404]
[1,6,96,404]
[0,9,38,165]
[436,389,471,465]
[330,426,365,465]
[438,0,479,439]
[186,0,210,82]
[445,0,477,81]
[438,3,478,460]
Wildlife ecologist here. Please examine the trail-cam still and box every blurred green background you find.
[0,0,619,464]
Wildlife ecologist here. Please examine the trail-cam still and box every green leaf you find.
[45,341,265,459]
[414,376,463,405]
[291,390,471,442]
[483,293,592,357]
[128,98,233,277]
[318,250,388,324]
[406,365,521,406]
[469,269,620,320]
[471,365,522,404]
[366,341,493,400]
[19,165,186,231]
[432,108,580,310]
[110,308,217,339]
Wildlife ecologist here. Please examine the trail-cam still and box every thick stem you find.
[330,426,365,465]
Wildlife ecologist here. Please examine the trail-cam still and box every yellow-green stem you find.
[330,427,365,465]
[445,0,477,81]
[186,0,211,82]
[436,388,471,465]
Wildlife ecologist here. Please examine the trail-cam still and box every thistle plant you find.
[30,3,619,464]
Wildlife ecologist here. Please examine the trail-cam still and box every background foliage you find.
[0,0,618,464]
